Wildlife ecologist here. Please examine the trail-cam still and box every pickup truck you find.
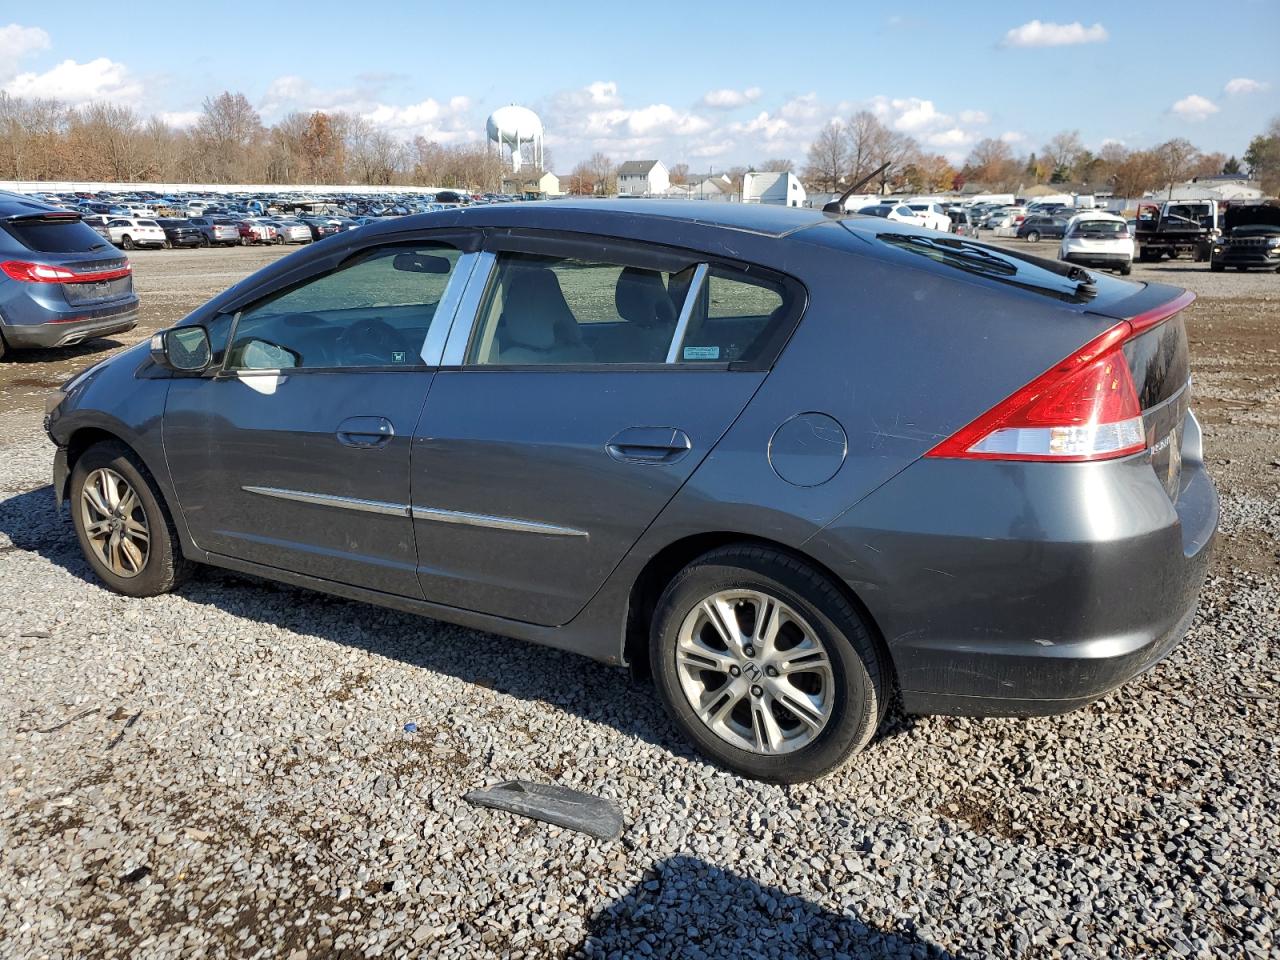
[1134,200,1218,262]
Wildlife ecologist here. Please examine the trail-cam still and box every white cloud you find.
[700,86,762,109]
[542,81,717,160]
[584,81,620,106]
[778,93,822,123]
[0,24,50,76]
[999,131,1026,144]
[1171,94,1219,121]
[730,111,791,140]
[3,57,142,107]
[689,140,734,159]
[1225,77,1268,96]
[257,74,475,142]
[158,110,201,129]
[925,128,973,147]
[958,109,989,125]
[363,97,476,142]
[1003,20,1108,47]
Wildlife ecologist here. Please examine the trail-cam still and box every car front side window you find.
[226,242,463,372]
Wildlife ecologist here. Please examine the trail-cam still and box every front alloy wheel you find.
[675,590,834,754]
[79,467,149,577]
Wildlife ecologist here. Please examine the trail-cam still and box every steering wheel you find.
[336,317,406,366]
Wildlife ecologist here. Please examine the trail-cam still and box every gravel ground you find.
[1,241,1278,959]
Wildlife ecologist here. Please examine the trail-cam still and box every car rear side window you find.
[466,252,699,365]
[225,243,463,371]
[2,218,112,253]
[674,269,789,364]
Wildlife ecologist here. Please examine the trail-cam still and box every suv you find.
[106,217,166,250]
[1017,215,1069,243]
[0,193,138,357]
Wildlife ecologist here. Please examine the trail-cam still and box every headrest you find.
[502,268,568,350]
[615,267,677,328]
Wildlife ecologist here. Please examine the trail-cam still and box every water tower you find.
[486,105,544,173]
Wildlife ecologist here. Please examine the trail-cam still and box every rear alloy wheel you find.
[651,545,886,783]
[199,236,209,248]
[1025,230,1040,243]
[70,442,192,597]
[121,235,135,250]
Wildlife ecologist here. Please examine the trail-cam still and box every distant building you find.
[742,171,806,207]
[673,172,734,200]
[617,160,669,197]
[1155,176,1265,202]
[501,170,561,198]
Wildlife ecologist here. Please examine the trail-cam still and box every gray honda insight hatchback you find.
[45,201,1217,782]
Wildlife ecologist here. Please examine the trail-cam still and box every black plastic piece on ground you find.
[465,780,623,840]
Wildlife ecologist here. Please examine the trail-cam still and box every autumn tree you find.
[963,138,1019,187]
[804,121,847,192]
[668,162,689,184]
[1243,116,1280,195]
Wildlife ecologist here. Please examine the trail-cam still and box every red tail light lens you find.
[927,324,1145,462]
[928,292,1195,462]
[1,260,131,283]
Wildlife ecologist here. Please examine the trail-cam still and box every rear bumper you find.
[2,303,139,348]
[807,424,1218,717]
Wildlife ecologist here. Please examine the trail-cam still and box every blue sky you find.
[2,2,1276,171]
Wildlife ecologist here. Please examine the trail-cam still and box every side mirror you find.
[150,326,212,372]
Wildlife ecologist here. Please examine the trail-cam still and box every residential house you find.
[617,160,670,197]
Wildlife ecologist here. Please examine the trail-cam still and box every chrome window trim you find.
[441,251,497,367]
[410,505,588,538]
[420,251,481,366]
[665,262,709,364]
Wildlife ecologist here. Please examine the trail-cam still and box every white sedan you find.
[905,202,952,232]
[855,203,931,228]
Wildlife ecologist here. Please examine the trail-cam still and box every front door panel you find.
[165,371,430,596]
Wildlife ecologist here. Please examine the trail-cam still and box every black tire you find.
[69,441,192,598]
[1024,230,1040,243]
[1210,262,1225,272]
[162,240,172,250]
[199,236,210,248]
[121,235,135,250]
[649,545,887,783]
[0,331,7,362]
[1119,263,1132,276]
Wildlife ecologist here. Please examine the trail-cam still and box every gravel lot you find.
[1,240,1278,959]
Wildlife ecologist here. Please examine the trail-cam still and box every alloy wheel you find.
[674,590,835,755]
[80,467,150,578]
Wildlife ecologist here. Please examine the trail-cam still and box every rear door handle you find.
[606,426,692,464]
[336,416,395,448]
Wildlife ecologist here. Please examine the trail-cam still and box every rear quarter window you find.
[2,218,113,254]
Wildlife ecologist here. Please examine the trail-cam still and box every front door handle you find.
[336,416,395,448]
[606,426,692,464]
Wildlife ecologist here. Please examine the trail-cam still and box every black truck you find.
[1134,200,1218,262]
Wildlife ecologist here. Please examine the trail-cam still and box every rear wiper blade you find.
[881,233,1017,276]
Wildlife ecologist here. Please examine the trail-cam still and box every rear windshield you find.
[2,218,112,253]
[1071,220,1127,237]
[138,219,159,226]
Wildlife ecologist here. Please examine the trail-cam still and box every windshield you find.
[1070,220,1128,237]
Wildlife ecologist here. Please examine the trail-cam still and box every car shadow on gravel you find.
[569,856,960,959]
[0,484,704,762]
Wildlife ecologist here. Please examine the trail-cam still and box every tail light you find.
[1,260,132,283]
[927,293,1194,463]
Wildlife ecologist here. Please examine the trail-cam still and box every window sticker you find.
[391,351,407,364]
[683,345,720,361]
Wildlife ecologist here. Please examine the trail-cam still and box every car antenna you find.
[823,163,892,216]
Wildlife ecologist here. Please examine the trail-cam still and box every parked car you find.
[1059,212,1134,275]
[155,218,204,249]
[236,219,278,245]
[1016,215,1070,242]
[80,215,113,242]
[0,194,138,357]
[298,216,342,241]
[105,217,166,250]
[855,204,927,227]
[187,217,240,247]
[1210,203,1280,272]
[45,201,1216,782]
[905,202,951,232]
[267,219,312,244]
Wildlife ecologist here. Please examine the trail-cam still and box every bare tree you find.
[1040,130,1086,181]
[844,111,884,186]
[587,151,616,196]
[804,121,847,192]
[868,129,919,193]
[756,157,794,173]
[1153,138,1200,197]
[668,162,689,184]
[194,92,263,181]
[963,138,1019,188]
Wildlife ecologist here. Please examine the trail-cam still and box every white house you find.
[742,171,806,207]
[617,160,669,197]
[501,170,561,197]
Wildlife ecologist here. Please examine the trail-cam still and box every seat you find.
[609,267,679,362]
[497,268,594,364]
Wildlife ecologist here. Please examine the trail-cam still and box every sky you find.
[1,1,1277,173]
